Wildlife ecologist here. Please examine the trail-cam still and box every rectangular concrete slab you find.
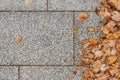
[48,0,100,11]
[0,12,73,65]
[0,0,47,11]
[0,66,18,80]
[74,12,101,65]
[20,66,84,80]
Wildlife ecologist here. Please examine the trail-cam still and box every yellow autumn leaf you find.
[88,37,97,46]
[107,56,117,64]
[106,33,114,39]
[84,42,90,49]
[113,30,120,38]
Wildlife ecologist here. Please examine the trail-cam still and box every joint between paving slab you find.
[0,10,95,12]
[0,65,74,66]
[72,11,75,66]
[18,66,20,80]
[47,0,48,11]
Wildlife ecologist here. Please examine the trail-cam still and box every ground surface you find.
[0,0,101,80]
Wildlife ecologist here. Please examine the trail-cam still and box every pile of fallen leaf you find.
[78,0,120,80]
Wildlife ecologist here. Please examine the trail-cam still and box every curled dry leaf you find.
[108,40,115,47]
[83,42,90,49]
[88,26,95,32]
[77,12,87,22]
[83,69,93,78]
[96,72,109,80]
[88,37,97,46]
[111,48,117,55]
[106,33,114,39]
[109,69,119,76]
[111,11,120,21]
[113,30,120,38]
[95,50,103,57]
[107,56,117,64]
[108,0,118,3]
[114,3,120,10]
[14,35,22,43]
[93,60,102,68]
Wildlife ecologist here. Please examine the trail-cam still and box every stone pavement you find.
[0,0,101,80]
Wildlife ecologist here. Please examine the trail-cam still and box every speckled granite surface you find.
[0,0,100,80]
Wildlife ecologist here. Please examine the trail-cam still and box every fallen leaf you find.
[14,35,22,43]
[107,56,117,64]
[77,12,87,22]
[106,33,114,39]
[88,37,97,46]
[114,3,120,10]
[88,26,95,32]
[95,51,103,57]
[84,42,90,49]
[113,30,120,38]
[111,11,120,22]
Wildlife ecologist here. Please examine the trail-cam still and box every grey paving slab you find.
[20,66,84,80]
[0,12,73,65]
[48,0,100,11]
[0,66,18,80]
[0,0,47,11]
[74,12,101,65]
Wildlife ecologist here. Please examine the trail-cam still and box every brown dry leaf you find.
[108,40,115,47]
[102,20,116,34]
[107,56,117,64]
[95,51,103,57]
[106,20,116,29]
[100,8,106,16]
[102,27,109,34]
[93,60,102,68]
[108,0,117,3]
[83,69,93,78]
[117,21,120,26]
[93,68,100,73]
[88,37,97,46]
[111,48,117,55]
[106,33,114,39]
[84,42,90,49]
[111,11,120,22]
[25,0,31,6]
[14,35,22,43]
[96,72,109,80]
[114,3,120,10]
[77,12,87,22]
[116,72,120,78]
[79,50,83,55]
[109,69,119,76]
[88,26,95,32]
[113,30,120,38]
